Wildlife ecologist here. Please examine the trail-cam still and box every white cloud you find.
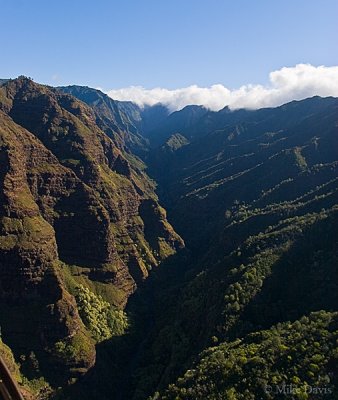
[106,64,338,111]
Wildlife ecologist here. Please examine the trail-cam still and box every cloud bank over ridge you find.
[106,64,338,111]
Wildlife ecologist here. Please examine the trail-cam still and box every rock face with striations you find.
[0,109,96,386]
[0,77,184,388]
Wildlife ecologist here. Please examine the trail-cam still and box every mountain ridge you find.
[0,77,337,399]
[0,76,184,395]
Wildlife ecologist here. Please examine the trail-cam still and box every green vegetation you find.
[157,311,337,400]
[60,262,126,307]
[0,339,51,399]
[164,133,190,151]
[53,330,94,364]
[74,285,129,342]
[0,339,22,384]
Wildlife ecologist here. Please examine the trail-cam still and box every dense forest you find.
[0,77,337,399]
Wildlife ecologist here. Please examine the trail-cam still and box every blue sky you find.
[1,0,337,90]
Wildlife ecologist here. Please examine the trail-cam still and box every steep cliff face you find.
[59,85,172,152]
[0,77,183,286]
[0,77,184,394]
[0,111,95,387]
[57,85,149,155]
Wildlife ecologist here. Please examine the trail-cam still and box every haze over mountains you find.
[0,76,337,399]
